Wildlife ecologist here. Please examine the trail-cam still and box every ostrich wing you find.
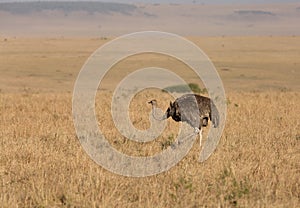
[175,94,201,128]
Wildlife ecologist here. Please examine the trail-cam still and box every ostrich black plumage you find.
[148,94,219,146]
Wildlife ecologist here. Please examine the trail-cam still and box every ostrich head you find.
[148,99,158,108]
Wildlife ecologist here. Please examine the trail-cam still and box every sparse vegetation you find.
[217,166,250,207]
[0,37,299,207]
[161,134,175,150]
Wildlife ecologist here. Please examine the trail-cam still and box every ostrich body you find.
[148,94,219,146]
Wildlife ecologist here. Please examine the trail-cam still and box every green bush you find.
[162,83,207,94]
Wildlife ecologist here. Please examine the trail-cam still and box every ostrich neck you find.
[151,105,167,121]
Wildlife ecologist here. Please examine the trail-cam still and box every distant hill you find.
[0,1,299,36]
[234,10,276,16]
[0,1,137,15]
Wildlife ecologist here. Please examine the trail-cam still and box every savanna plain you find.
[0,36,299,207]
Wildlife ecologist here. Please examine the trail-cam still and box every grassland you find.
[0,36,299,207]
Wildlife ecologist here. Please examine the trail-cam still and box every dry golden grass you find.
[1,91,299,207]
[0,36,299,207]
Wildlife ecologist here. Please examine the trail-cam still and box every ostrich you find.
[148,94,219,146]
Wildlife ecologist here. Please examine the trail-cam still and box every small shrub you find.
[216,167,251,207]
[162,83,207,94]
[160,134,174,150]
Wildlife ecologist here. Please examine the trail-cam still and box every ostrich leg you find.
[193,127,202,147]
[194,127,203,147]
[199,129,203,147]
